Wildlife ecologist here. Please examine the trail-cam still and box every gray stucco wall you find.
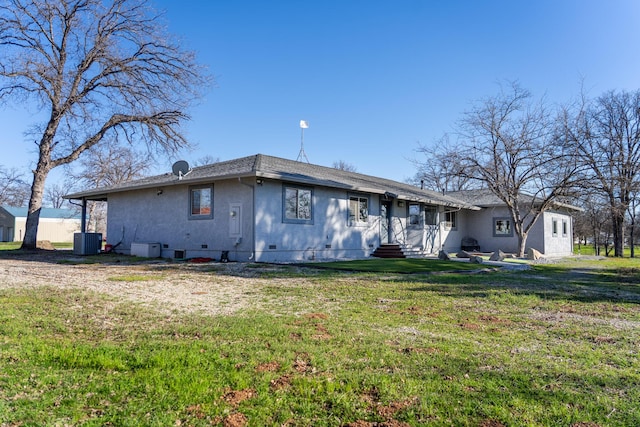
[253,180,380,262]
[106,178,255,261]
[457,206,573,256]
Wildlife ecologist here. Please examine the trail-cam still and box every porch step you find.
[371,243,406,258]
[401,246,429,258]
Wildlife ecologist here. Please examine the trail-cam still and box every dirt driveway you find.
[0,250,309,316]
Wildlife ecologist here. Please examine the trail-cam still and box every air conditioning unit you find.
[73,232,103,255]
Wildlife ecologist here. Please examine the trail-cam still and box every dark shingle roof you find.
[64,154,480,210]
[447,189,582,211]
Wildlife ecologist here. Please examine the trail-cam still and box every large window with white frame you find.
[349,194,369,226]
[408,203,421,226]
[189,184,214,219]
[425,205,438,226]
[283,185,313,223]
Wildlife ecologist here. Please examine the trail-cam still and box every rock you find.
[527,247,543,260]
[469,255,484,264]
[36,240,55,250]
[489,250,506,261]
[438,250,450,260]
[456,250,471,258]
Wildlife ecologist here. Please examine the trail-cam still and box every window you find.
[552,218,558,237]
[493,217,513,237]
[444,210,457,229]
[189,185,213,219]
[349,195,369,226]
[425,205,438,226]
[284,185,313,223]
[562,219,568,237]
[408,203,421,226]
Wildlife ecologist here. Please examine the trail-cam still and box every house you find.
[63,154,576,261]
[0,206,82,243]
[446,189,578,257]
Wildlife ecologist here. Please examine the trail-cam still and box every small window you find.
[408,203,421,226]
[493,217,513,237]
[552,218,558,237]
[283,185,313,223]
[425,205,438,226]
[562,219,568,237]
[189,185,213,219]
[349,195,369,226]
[444,211,457,229]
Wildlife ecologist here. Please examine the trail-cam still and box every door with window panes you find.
[380,201,392,244]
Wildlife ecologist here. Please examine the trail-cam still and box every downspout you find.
[81,198,88,233]
[238,177,256,261]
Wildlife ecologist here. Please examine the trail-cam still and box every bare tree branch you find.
[0,0,212,249]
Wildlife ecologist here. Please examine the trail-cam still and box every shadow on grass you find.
[403,265,640,304]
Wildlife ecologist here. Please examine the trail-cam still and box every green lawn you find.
[0,241,72,250]
[1,256,639,426]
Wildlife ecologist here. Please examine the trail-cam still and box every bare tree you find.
[0,0,210,249]
[0,165,30,206]
[572,191,611,256]
[69,142,153,234]
[193,155,220,167]
[411,135,476,193]
[563,90,640,257]
[332,160,358,172]
[439,82,580,257]
[72,142,153,189]
[44,180,75,208]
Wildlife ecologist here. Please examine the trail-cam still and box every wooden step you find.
[371,244,406,258]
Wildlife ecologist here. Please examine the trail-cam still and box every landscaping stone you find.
[489,250,506,261]
[438,250,450,260]
[469,255,484,264]
[527,247,543,260]
[457,250,471,258]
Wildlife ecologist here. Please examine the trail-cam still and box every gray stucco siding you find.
[452,206,573,256]
[253,181,380,262]
[106,179,254,260]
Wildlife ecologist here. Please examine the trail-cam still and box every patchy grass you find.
[1,257,639,426]
[308,257,485,273]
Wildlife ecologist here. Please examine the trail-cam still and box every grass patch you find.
[1,258,639,425]
[308,257,484,273]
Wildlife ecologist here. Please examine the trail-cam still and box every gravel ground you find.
[0,250,310,316]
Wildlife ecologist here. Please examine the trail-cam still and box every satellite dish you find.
[172,160,191,179]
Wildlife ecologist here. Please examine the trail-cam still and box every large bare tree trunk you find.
[1,0,210,251]
[612,212,625,257]
[517,232,529,258]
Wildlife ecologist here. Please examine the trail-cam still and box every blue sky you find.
[2,0,640,187]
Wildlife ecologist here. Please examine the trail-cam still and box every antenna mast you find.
[297,120,310,163]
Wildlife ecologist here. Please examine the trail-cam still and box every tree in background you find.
[0,0,210,250]
[411,134,476,193]
[0,166,30,206]
[415,82,581,257]
[44,180,75,209]
[562,90,640,257]
[68,142,153,234]
[332,160,358,172]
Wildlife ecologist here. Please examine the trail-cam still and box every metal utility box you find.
[131,242,161,258]
[73,232,103,255]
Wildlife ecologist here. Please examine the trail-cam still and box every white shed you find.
[0,206,82,243]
